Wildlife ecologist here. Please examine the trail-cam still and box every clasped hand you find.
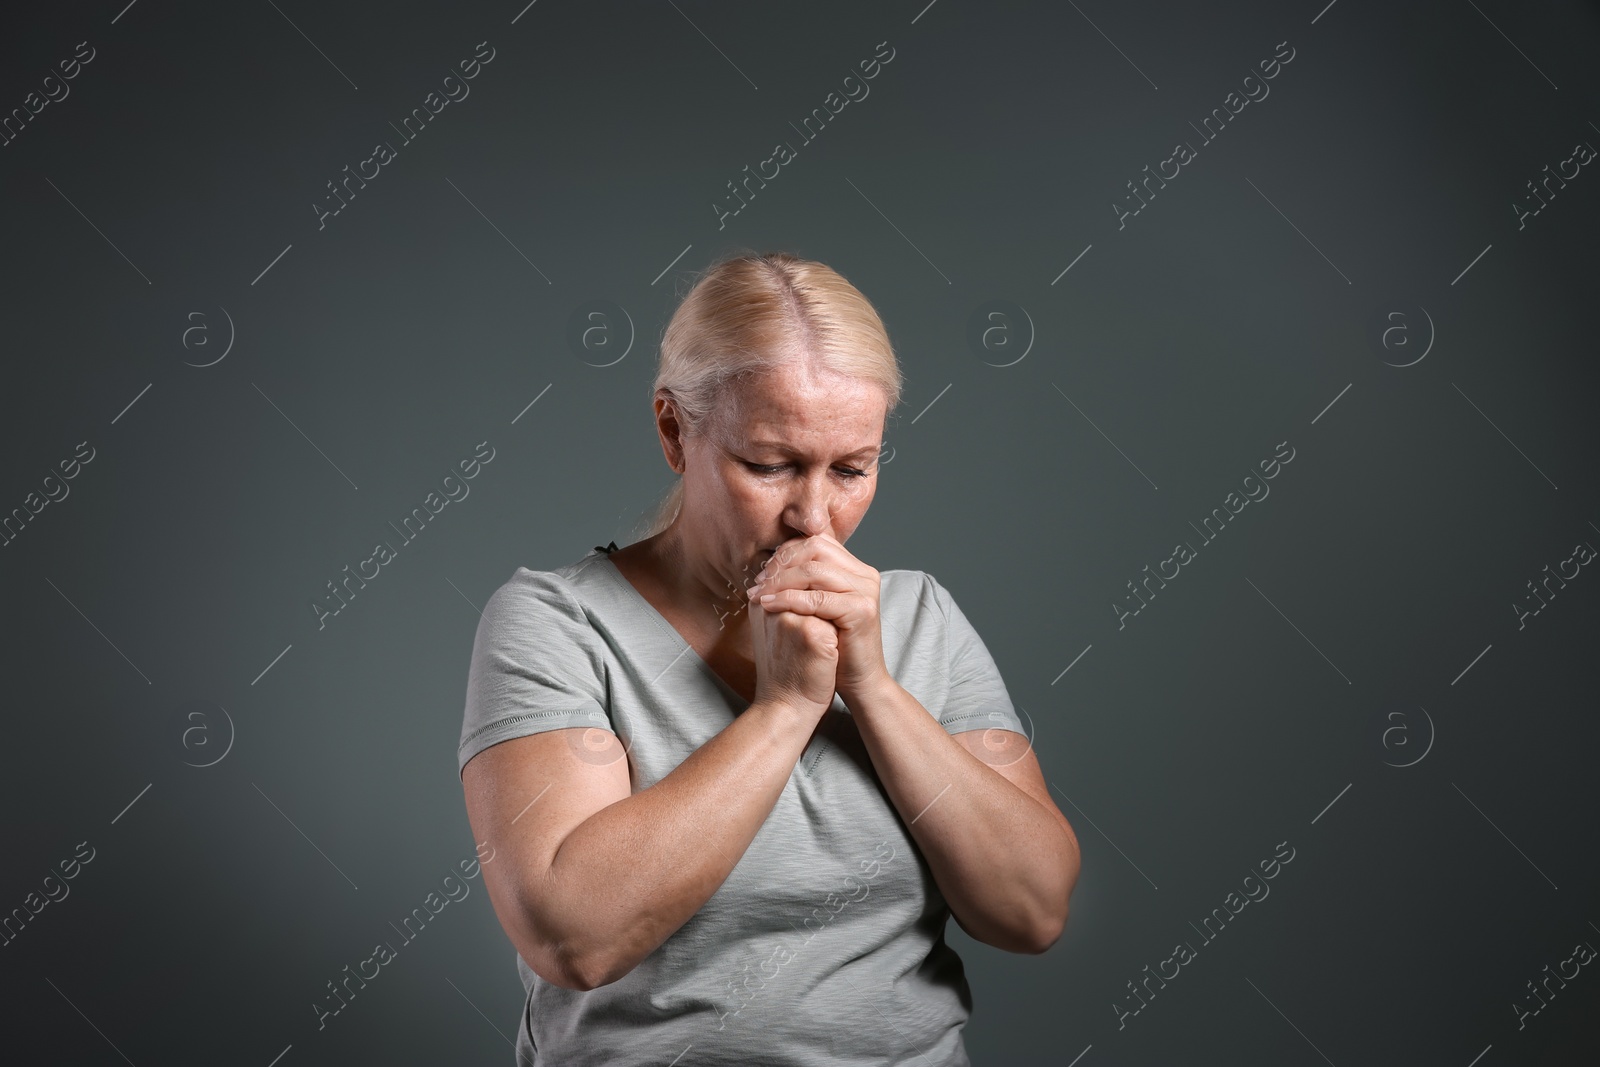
[746,532,889,702]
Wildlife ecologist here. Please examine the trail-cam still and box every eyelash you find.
[745,462,869,479]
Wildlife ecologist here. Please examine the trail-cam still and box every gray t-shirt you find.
[458,544,1025,1066]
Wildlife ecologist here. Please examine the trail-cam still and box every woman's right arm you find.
[461,692,823,991]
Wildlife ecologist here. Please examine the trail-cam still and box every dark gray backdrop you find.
[3,1,1597,1064]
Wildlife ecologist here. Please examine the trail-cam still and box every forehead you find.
[722,364,887,445]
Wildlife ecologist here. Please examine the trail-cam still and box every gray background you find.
[2,0,1597,1063]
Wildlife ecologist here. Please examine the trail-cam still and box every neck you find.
[643,523,753,639]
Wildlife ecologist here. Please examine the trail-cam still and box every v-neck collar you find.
[587,548,753,710]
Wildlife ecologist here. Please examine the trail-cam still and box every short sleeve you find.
[927,574,1026,736]
[457,569,614,777]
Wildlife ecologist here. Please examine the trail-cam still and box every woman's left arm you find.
[843,676,1081,954]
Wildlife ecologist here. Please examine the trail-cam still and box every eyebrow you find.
[745,440,879,461]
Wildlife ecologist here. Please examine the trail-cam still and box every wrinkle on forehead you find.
[708,362,887,453]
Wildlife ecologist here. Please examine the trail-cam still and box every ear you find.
[653,392,686,474]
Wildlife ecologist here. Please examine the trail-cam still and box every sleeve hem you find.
[457,703,614,777]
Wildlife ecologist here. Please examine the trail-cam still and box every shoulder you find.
[879,568,951,617]
[877,568,956,651]
[476,553,604,640]
[485,565,580,617]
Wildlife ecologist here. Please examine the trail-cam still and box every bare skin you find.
[461,361,1080,991]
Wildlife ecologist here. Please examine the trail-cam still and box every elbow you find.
[1021,908,1069,955]
[566,950,639,991]
[530,930,644,991]
[532,942,616,992]
[511,887,641,991]
[1020,830,1080,954]
[1019,865,1077,954]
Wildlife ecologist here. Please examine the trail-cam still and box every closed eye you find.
[744,462,869,478]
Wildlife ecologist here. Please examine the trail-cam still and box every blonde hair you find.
[639,250,903,539]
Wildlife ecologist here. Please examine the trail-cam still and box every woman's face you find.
[670,363,887,589]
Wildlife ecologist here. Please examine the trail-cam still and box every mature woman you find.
[458,251,1080,1065]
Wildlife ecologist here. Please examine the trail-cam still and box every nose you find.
[783,469,836,537]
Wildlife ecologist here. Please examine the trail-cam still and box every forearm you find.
[539,697,818,987]
[846,677,1076,952]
